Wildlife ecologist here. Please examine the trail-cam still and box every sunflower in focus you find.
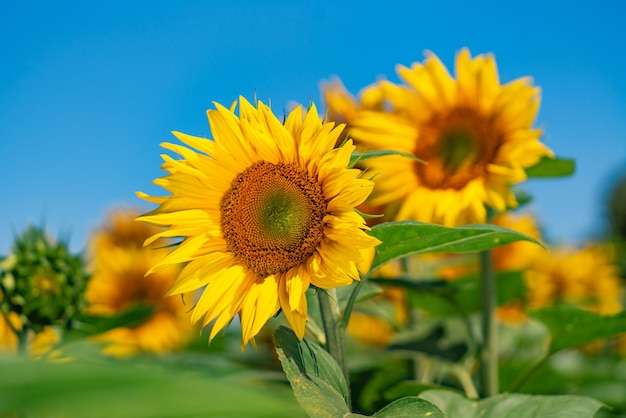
[86,209,195,356]
[323,48,553,226]
[137,97,380,348]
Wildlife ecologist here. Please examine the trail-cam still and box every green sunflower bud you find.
[0,225,88,333]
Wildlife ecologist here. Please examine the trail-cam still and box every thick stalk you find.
[318,288,351,409]
[480,249,498,397]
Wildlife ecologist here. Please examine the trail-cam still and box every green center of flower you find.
[415,108,500,190]
[438,129,481,175]
[220,161,328,278]
[258,187,311,244]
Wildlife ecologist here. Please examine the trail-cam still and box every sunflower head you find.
[492,212,545,272]
[526,244,622,315]
[138,97,380,348]
[324,48,553,226]
[0,226,87,333]
[86,209,195,356]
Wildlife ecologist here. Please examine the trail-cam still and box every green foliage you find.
[420,389,604,418]
[525,156,576,178]
[72,303,156,338]
[0,225,88,332]
[274,326,351,417]
[347,397,445,417]
[530,306,626,353]
[349,150,425,168]
[368,221,543,273]
[382,270,525,318]
[0,351,303,418]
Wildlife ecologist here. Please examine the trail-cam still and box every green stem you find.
[480,249,498,397]
[318,288,351,410]
[339,271,371,330]
[17,326,30,355]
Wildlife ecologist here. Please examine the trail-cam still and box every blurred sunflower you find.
[323,48,553,225]
[138,97,379,348]
[526,244,622,315]
[0,310,60,357]
[491,212,545,272]
[321,78,385,143]
[86,210,195,356]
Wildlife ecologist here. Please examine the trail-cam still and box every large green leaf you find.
[525,156,576,178]
[368,221,543,273]
[274,326,350,417]
[0,352,304,417]
[420,389,604,418]
[530,306,626,353]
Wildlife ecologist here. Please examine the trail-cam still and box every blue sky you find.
[1,1,625,253]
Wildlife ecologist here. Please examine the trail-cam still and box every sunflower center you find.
[415,108,500,190]
[438,130,480,174]
[220,161,327,278]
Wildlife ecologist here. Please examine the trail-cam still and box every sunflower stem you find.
[480,249,498,397]
[318,288,351,410]
[339,275,369,330]
[17,326,30,356]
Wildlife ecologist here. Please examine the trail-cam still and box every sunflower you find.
[321,78,386,127]
[86,209,195,356]
[0,310,61,357]
[526,244,622,315]
[324,48,553,226]
[137,97,380,348]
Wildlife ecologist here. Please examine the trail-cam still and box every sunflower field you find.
[2,48,626,418]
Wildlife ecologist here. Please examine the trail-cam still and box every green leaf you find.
[529,306,626,353]
[356,207,385,220]
[358,366,409,412]
[525,156,576,178]
[420,389,604,418]
[383,381,444,403]
[72,303,156,337]
[395,270,525,318]
[0,352,304,417]
[349,150,424,168]
[368,221,543,273]
[512,187,533,208]
[388,325,468,363]
[274,326,350,417]
[371,397,444,417]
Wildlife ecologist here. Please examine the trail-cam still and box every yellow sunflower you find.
[324,48,553,226]
[0,310,60,357]
[137,97,380,348]
[491,212,545,272]
[86,209,195,356]
[321,78,385,127]
[526,244,622,315]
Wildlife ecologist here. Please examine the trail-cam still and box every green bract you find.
[0,226,88,333]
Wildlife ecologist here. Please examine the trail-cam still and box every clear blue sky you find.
[1,1,625,253]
